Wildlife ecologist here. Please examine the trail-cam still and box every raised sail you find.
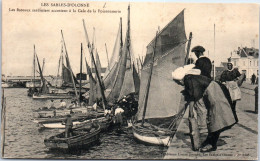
[107,39,127,103]
[137,10,187,121]
[35,52,48,94]
[94,50,104,100]
[118,5,140,100]
[61,31,79,86]
[103,18,123,90]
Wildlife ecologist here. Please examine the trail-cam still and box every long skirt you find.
[203,81,236,133]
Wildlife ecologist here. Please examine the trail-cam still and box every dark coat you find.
[65,117,73,127]
[184,75,236,133]
[184,75,212,102]
[195,57,212,79]
[220,68,241,82]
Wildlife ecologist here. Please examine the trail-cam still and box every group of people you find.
[172,45,244,152]
[103,93,138,131]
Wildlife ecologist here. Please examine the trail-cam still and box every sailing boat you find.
[49,32,80,95]
[83,19,108,111]
[27,45,41,96]
[132,10,192,146]
[33,30,81,99]
[106,5,140,104]
[118,5,140,100]
[32,43,74,100]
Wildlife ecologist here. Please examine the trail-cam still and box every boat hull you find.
[34,115,108,130]
[26,81,41,88]
[44,125,101,150]
[1,82,13,88]
[132,123,174,147]
[32,94,73,99]
[33,107,89,118]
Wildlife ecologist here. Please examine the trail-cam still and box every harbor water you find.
[2,88,167,159]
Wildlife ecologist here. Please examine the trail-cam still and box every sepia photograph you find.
[1,0,259,160]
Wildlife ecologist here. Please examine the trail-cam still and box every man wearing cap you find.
[191,45,212,79]
[172,45,212,80]
[172,45,211,131]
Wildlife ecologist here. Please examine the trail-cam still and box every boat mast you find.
[42,58,45,74]
[79,43,83,105]
[184,32,193,64]
[33,45,36,88]
[141,31,158,126]
[83,19,107,110]
[57,44,63,78]
[105,43,110,71]
[61,30,78,99]
[213,24,216,80]
[119,17,123,48]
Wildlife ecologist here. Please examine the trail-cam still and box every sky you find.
[2,0,259,76]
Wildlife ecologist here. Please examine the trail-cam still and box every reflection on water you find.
[3,88,167,159]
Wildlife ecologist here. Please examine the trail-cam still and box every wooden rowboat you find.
[44,124,101,150]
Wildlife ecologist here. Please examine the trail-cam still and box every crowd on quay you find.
[172,45,246,152]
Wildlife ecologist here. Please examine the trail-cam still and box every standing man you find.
[64,114,73,138]
[251,73,256,85]
[191,46,212,132]
[172,45,212,132]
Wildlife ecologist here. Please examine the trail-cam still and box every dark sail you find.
[94,51,104,100]
[36,54,48,94]
[137,10,187,120]
[62,64,73,84]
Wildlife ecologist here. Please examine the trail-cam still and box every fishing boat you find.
[73,117,112,132]
[132,10,192,146]
[33,31,80,99]
[1,82,13,88]
[27,45,42,96]
[32,93,73,100]
[26,81,41,88]
[32,106,90,118]
[106,6,140,103]
[44,123,101,150]
[33,112,105,129]
[49,34,79,91]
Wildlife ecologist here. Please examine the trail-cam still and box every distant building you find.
[230,47,259,80]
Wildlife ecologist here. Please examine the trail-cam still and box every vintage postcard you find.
[1,0,259,160]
